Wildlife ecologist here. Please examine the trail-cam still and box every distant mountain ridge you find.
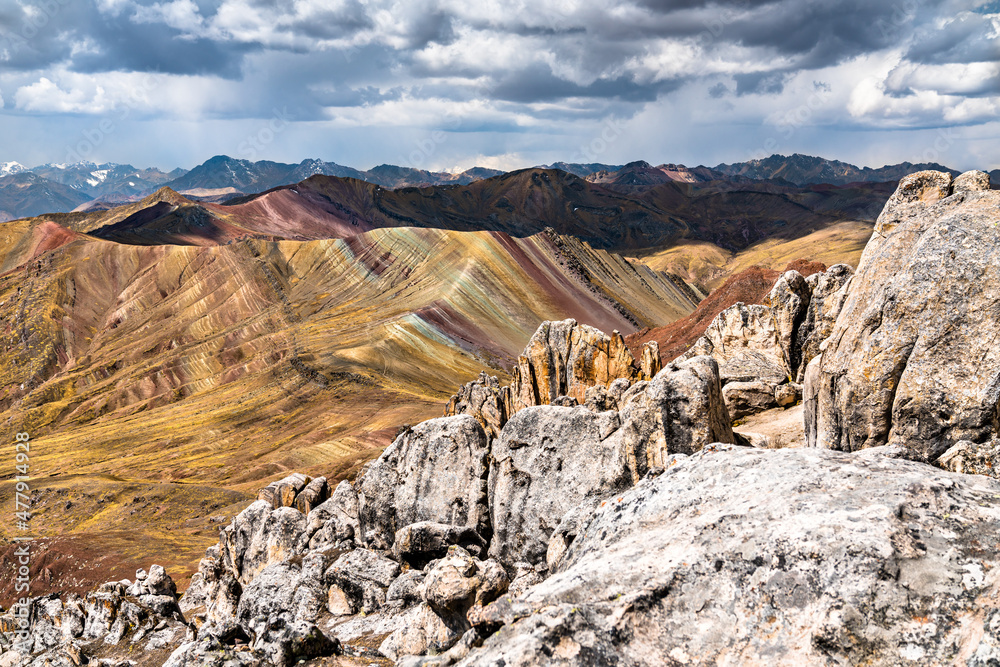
[713,153,964,186]
[1,153,995,221]
[163,155,505,197]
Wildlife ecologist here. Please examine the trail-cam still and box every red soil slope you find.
[626,259,827,363]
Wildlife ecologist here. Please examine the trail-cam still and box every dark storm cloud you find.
[905,13,1000,65]
[734,71,789,96]
[0,1,251,77]
[489,64,674,104]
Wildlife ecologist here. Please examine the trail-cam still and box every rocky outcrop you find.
[357,415,491,550]
[796,264,854,381]
[6,316,747,667]
[446,319,664,441]
[488,405,633,569]
[509,319,641,410]
[616,355,734,478]
[673,262,854,423]
[2,564,190,664]
[444,372,513,440]
[458,446,1000,666]
[807,170,1000,460]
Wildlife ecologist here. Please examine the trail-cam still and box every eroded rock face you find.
[220,501,310,585]
[509,319,640,411]
[357,415,491,550]
[761,269,811,375]
[459,446,1000,666]
[797,264,853,381]
[616,356,735,480]
[444,372,514,440]
[808,171,1000,460]
[488,405,633,569]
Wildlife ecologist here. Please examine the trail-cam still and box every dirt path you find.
[735,403,805,448]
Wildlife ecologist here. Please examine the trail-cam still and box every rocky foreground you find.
[5,170,1000,666]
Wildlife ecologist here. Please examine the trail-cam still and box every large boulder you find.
[807,170,1000,460]
[686,303,790,381]
[219,501,310,585]
[488,405,633,569]
[459,446,1000,666]
[616,355,735,480]
[356,415,490,550]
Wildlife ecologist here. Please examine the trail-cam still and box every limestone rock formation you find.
[446,319,665,442]
[807,170,1000,460]
[220,501,310,585]
[796,264,853,381]
[509,319,642,411]
[458,446,1000,666]
[616,355,734,479]
[357,415,491,550]
[488,405,633,569]
[444,372,513,440]
[673,262,855,422]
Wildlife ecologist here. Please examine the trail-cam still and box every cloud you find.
[1,0,999,171]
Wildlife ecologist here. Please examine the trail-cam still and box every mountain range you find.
[0,153,995,222]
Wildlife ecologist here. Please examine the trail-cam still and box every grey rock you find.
[324,548,401,614]
[506,562,545,600]
[545,500,601,572]
[144,564,178,598]
[307,480,360,550]
[582,384,616,412]
[444,372,514,440]
[235,551,333,635]
[387,571,427,609]
[616,356,735,481]
[250,618,339,667]
[458,446,1000,666]
[761,270,811,375]
[936,439,1000,475]
[378,603,464,663]
[220,501,309,585]
[393,521,487,567]
[357,415,490,550]
[423,547,480,615]
[723,380,778,420]
[796,264,853,381]
[488,405,632,569]
[954,169,992,193]
[808,172,1000,460]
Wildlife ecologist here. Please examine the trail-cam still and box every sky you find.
[0,0,998,173]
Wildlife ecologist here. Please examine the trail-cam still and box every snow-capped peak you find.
[0,162,26,177]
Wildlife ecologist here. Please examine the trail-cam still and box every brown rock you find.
[293,477,329,514]
[639,341,661,379]
[509,319,640,411]
[444,372,514,440]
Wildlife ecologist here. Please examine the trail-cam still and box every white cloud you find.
[131,0,206,33]
[13,70,239,118]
